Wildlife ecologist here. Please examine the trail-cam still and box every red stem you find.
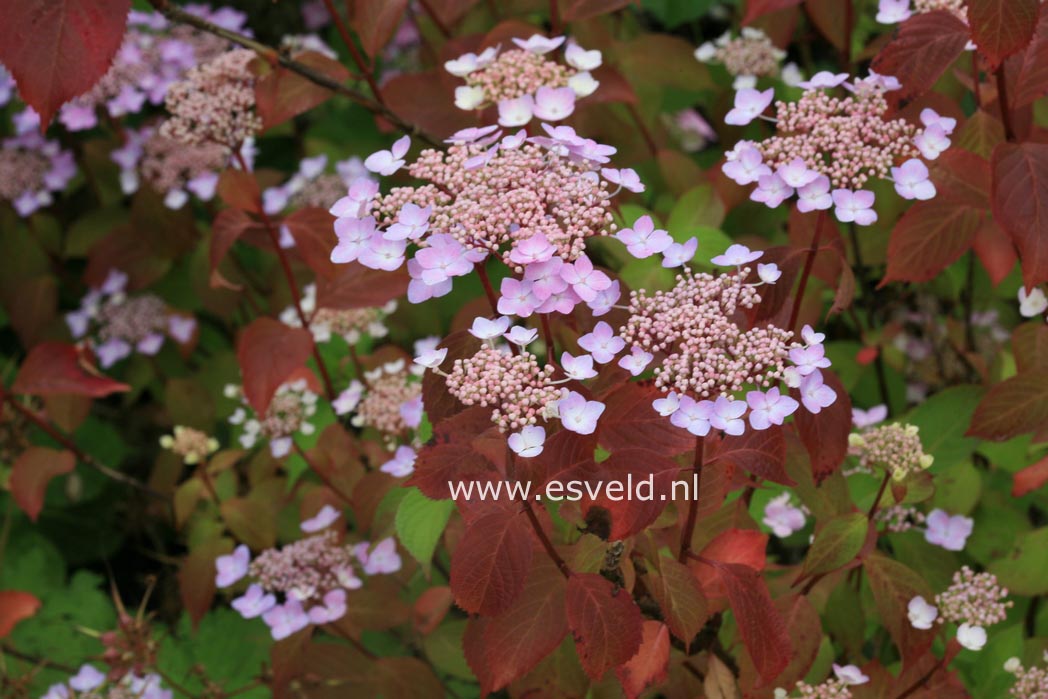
[293,442,354,505]
[416,0,452,38]
[867,470,892,521]
[677,435,705,563]
[474,262,500,315]
[549,0,561,34]
[788,208,827,332]
[523,499,571,578]
[996,66,1014,141]
[540,313,557,366]
[324,0,386,105]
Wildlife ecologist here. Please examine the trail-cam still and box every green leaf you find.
[667,184,725,233]
[989,527,1048,595]
[395,487,455,575]
[423,619,474,679]
[907,385,983,470]
[801,513,869,577]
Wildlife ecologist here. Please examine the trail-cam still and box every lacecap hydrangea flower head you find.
[721,71,954,226]
[694,27,803,90]
[445,34,602,126]
[225,378,319,458]
[0,129,76,217]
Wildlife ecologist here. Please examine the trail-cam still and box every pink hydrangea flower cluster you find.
[330,124,636,311]
[55,6,246,131]
[280,283,395,346]
[42,666,172,699]
[1005,654,1048,699]
[935,567,1013,628]
[616,250,835,437]
[214,533,402,640]
[847,422,933,480]
[225,378,319,458]
[778,679,853,699]
[161,48,262,149]
[65,270,197,369]
[339,359,423,438]
[874,503,926,533]
[446,35,601,126]
[694,28,797,90]
[110,125,229,208]
[723,73,955,225]
[0,131,76,217]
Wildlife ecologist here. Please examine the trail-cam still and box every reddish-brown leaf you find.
[450,503,534,615]
[566,573,643,680]
[255,51,350,129]
[743,0,804,25]
[209,208,266,290]
[220,497,277,550]
[864,552,936,662]
[880,199,983,284]
[462,617,496,697]
[0,590,41,639]
[412,586,454,635]
[792,370,851,482]
[12,342,130,398]
[599,382,696,457]
[2,275,57,349]
[315,260,410,309]
[0,0,130,127]
[179,537,230,629]
[703,560,791,687]
[706,425,792,486]
[382,70,473,139]
[1008,5,1048,107]
[10,447,76,522]
[217,168,263,214]
[282,207,339,280]
[967,371,1048,440]
[616,621,670,699]
[804,0,848,52]
[562,0,634,21]
[992,142,1048,288]
[972,218,1017,285]
[1013,453,1048,496]
[483,557,569,691]
[236,318,313,415]
[692,529,768,601]
[966,0,1039,68]
[1013,323,1048,373]
[352,0,410,57]
[870,11,970,103]
[532,429,598,489]
[584,449,679,540]
[647,556,708,644]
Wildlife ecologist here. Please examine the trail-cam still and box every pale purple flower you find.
[908,596,938,630]
[359,537,402,575]
[232,583,277,619]
[364,135,410,176]
[385,203,432,241]
[957,623,987,651]
[662,238,698,268]
[801,325,826,345]
[330,178,379,218]
[445,125,501,145]
[711,243,762,267]
[308,589,347,625]
[924,509,974,551]
[558,391,605,435]
[335,565,363,590]
[333,381,364,415]
[800,371,837,413]
[797,175,833,212]
[617,215,672,259]
[560,254,611,302]
[568,71,599,98]
[380,446,417,477]
[137,333,165,355]
[525,258,568,300]
[565,42,602,70]
[506,326,539,346]
[587,280,621,316]
[444,47,499,76]
[532,86,576,121]
[776,158,820,188]
[414,346,449,369]
[710,396,747,436]
[501,130,527,149]
[747,387,799,430]
[852,405,888,429]
[512,34,565,54]
[400,395,424,428]
[470,315,512,340]
[270,436,294,459]
[59,103,99,131]
[892,159,936,201]
[96,338,132,368]
[652,391,680,417]
[498,278,539,317]
[508,425,546,458]
[920,108,957,135]
[509,233,557,265]
[263,599,311,640]
[757,263,781,284]
[66,310,91,339]
[300,504,341,533]
[578,321,625,363]
[723,144,772,185]
[69,665,106,692]
[790,344,832,376]
[498,95,535,127]
[415,234,472,284]
[1019,287,1048,317]
[799,71,850,90]
[833,664,870,686]
[561,352,598,380]
[359,234,406,271]
[670,396,714,436]
[751,173,794,208]
[763,492,806,537]
[601,167,645,193]
[877,0,911,23]
[618,346,653,376]
[725,88,774,126]
[331,216,377,264]
[914,124,950,160]
[536,287,581,314]
[832,189,878,226]
[215,544,250,588]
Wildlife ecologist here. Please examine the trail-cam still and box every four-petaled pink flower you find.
[469,316,512,340]
[790,343,832,375]
[876,0,911,23]
[723,144,771,185]
[560,254,611,302]
[300,504,341,533]
[509,232,557,265]
[725,87,774,126]
[509,425,546,457]
[415,234,473,285]
[565,42,602,70]
[359,235,406,271]
[763,492,806,537]
[557,391,605,434]
[381,446,417,477]
[330,178,378,219]
[832,189,878,226]
[670,396,714,436]
[562,351,598,380]
[232,583,276,619]
[920,108,956,135]
[711,243,762,267]
[578,321,626,363]
[757,263,781,284]
[499,95,535,127]
[262,599,310,640]
[914,124,950,160]
[799,371,837,413]
[617,215,672,259]
[652,391,680,417]
[618,346,653,376]
[709,396,747,436]
[506,326,539,346]
[776,157,820,188]
[385,203,432,241]
[308,589,348,625]
[364,135,410,176]
[798,71,849,90]
[414,347,448,369]
[663,237,698,268]
[832,664,870,686]
[746,387,799,430]
[498,278,539,317]
[532,86,576,121]
[751,173,794,208]
[331,216,377,264]
[601,167,644,193]
[215,544,250,588]
[797,175,833,212]
[892,159,936,201]
[852,404,887,429]
[924,509,974,551]
[512,34,566,54]
[358,537,402,575]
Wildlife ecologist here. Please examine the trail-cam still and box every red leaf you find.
[566,573,643,680]
[483,557,569,691]
[1008,5,1048,108]
[702,561,791,687]
[463,618,496,696]
[743,0,803,25]
[450,503,534,615]
[316,260,410,309]
[972,218,1017,285]
[967,371,1048,440]
[992,142,1048,288]
[599,382,696,457]
[1013,453,1048,496]
[217,168,263,214]
[0,0,130,127]
[352,0,410,57]
[792,370,851,481]
[584,449,679,540]
[236,318,314,415]
[870,11,970,103]
[532,429,598,489]
[179,537,230,629]
[10,447,76,522]
[647,557,708,644]
[413,587,453,635]
[864,552,936,661]
[255,51,350,129]
[966,0,1039,68]
[615,621,670,699]
[0,590,41,639]
[880,200,983,284]
[706,425,792,486]
[562,0,634,22]
[12,342,129,398]
[1013,322,1048,373]
[282,207,339,279]
[693,529,768,601]
[382,70,474,138]
[209,208,266,290]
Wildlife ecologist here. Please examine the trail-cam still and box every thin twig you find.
[417,0,452,38]
[677,435,705,563]
[320,0,386,105]
[788,209,827,332]
[522,499,571,577]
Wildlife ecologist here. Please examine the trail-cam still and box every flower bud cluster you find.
[848,423,933,480]
[161,48,262,148]
[694,28,792,89]
[226,379,319,458]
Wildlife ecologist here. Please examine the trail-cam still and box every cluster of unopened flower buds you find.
[0,129,76,217]
[446,35,601,126]
[225,379,319,458]
[281,283,395,346]
[694,27,802,89]
[909,566,1013,651]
